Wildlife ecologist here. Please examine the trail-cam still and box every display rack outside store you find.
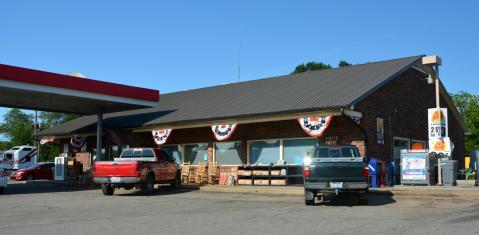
[237,165,304,186]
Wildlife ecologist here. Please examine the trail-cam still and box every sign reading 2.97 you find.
[428,108,448,139]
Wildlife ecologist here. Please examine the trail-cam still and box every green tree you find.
[338,60,351,67]
[291,60,351,74]
[0,108,34,146]
[451,91,479,155]
[291,62,332,74]
[0,141,13,151]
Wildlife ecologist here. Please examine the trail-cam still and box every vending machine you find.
[54,153,73,181]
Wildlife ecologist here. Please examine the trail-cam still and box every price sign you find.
[428,108,448,139]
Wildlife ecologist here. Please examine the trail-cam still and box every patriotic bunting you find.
[211,124,237,141]
[70,135,86,149]
[40,137,55,145]
[298,115,333,137]
[152,129,172,145]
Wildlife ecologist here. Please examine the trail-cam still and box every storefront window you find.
[162,145,182,164]
[283,138,317,165]
[249,140,280,164]
[215,142,242,165]
[184,143,208,164]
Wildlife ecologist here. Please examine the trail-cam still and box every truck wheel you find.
[141,175,155,195]
[0,187,4,194]
[304,189,315,206]
[305,199,314,205]
[171,171,181,189]
[101,184,114,196]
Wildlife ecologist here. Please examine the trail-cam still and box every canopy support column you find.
[96,113,103,161]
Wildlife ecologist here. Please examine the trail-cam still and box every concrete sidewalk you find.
[187,184,479,199]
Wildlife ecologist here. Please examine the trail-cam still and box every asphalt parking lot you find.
[1,182,478,235]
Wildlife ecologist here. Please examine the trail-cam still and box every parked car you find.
[93,148,180,196]
[303,145,369,205]
[0,168,7,194]
[2,146,38,170]
[10,162,54,181]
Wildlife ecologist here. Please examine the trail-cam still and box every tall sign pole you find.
[422,55,444,186]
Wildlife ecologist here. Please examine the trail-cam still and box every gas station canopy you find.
[0,64,159,114]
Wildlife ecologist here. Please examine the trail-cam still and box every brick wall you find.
[356,68,465,167]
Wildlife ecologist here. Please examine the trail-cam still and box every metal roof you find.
[38,55,425,136]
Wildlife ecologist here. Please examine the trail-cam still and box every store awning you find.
[0,64,159,114]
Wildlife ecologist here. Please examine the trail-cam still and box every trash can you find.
[441,160,457,186]
[368,158,379,188]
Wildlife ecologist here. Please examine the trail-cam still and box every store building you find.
[38,55,467,182]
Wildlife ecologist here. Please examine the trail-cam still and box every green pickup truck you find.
[303,145,369,205]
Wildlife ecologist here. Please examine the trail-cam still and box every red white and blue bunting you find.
[70,135,86,149]
[152,129,172,145]
[40,137,56,145]
[298,115,333,137]
[211,124,238,141]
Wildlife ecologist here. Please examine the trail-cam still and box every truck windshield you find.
[314,146,360,158]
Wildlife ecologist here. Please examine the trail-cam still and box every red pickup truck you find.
[93,148,180,196]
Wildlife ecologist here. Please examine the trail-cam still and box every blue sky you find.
[1,0,478,121]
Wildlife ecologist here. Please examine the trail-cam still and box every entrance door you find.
[393,137,411,159]
[393,137,410,183]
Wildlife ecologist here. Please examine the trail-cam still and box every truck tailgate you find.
[309,158,366,182]
[94,161,139,177]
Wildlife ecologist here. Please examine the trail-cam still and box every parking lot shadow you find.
[2,181,99,195]
[3,181,203,196]
[114,184,202,196]
[314,191,396,207]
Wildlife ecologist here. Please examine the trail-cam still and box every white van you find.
[2,146,38,170]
